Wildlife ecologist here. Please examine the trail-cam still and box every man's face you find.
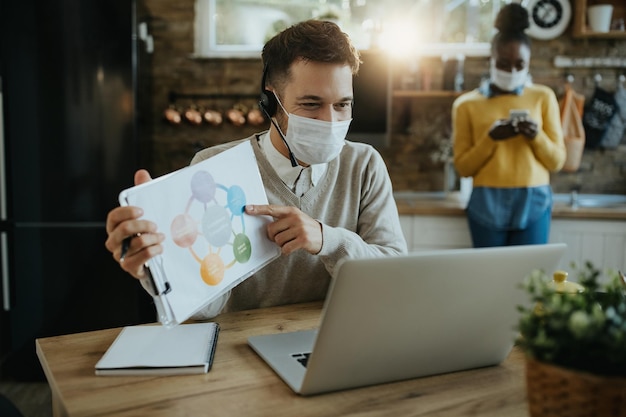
[274,58,354,131]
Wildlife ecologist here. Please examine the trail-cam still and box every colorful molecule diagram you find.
[170,170,252,286]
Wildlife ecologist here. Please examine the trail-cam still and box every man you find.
[105,19,407,318]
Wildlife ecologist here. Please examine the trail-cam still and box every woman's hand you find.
[517,119,538,139]
[489,119,518,141]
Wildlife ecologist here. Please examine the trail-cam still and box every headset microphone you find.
[259,104,299,168]
[259,62,299,168]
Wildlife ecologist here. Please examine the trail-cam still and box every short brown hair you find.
[261,19,361,90]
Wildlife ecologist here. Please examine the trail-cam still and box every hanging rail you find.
[554,56,626,68]
[168,91,259,102]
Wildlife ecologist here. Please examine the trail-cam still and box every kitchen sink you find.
[393,191,448,200]
[553,193,626,208]
[393,191,626,209]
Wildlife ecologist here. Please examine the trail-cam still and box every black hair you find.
[492,3,531,52]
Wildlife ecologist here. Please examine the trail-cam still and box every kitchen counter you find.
[394,192,626,221]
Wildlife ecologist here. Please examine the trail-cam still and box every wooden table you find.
[36,302,530,417]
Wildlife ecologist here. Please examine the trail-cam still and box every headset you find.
[259,62,298,167]
[259,62,278,117]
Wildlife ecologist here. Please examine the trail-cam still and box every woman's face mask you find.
[490,59,529,92]
[275,93,352,165]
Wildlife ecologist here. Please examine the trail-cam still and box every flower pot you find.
[526,356,626,417]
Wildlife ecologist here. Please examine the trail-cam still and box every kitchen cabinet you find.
[399,215,472,252]
[549,219,626,275]
[388,54,469,137]
[399,214,626,282]
[572,0,626,38]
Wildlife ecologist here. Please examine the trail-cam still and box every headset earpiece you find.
[259,62,278,117]
[258,61,298,167]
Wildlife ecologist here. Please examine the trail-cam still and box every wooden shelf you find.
[574,31,626,39]
[573,0,626,38]
[392,90,464,99]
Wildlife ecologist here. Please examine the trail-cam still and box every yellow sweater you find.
[452,84,566,188]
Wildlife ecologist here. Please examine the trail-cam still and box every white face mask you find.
[490,59,529,92]
[275,94,351,165]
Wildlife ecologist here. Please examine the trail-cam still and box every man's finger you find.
[245,204,292,218]
[134,169,153,186]
[105,206,143,234]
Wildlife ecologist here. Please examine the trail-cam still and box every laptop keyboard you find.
[291,352,311,367]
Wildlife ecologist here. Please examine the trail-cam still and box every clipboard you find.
[119,142,280,327]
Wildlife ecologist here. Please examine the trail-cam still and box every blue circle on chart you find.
[227,185,246,216]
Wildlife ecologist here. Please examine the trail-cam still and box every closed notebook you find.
[95,322,219,376]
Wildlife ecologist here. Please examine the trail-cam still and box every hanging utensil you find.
[225,104,247,127]
[247,107,266,126]
[163,105,182,125]
[203,109,223,126]
[184,105,202,126]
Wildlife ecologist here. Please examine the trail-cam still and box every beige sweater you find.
[183,133,406,317]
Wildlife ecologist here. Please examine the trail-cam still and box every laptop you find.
[248,243,566,396]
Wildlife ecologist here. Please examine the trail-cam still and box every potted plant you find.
[516,262,626,417]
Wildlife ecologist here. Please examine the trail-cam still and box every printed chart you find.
[171,170,253,286]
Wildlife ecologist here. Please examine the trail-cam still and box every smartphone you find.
[509,109,529,121]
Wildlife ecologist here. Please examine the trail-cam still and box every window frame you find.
[194,0,504,59]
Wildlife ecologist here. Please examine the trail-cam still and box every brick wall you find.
[140,0,626,194]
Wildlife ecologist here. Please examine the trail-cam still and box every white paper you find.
[119,142,280,325]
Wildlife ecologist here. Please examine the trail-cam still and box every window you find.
[195,0,510,58]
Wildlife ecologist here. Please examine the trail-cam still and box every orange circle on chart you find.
[200,253,225,286]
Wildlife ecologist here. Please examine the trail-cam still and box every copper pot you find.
[203,109,223,126]
[225,107,246,127]
[184,106,203,126]
[163,106,181,125]
[247,108,266,126]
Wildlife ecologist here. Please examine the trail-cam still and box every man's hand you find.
[104,169,165,279]
[245,204,323,255]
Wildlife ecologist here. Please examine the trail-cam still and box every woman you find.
[452,3,566,247]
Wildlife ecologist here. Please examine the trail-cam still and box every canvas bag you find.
[559,85,585,172]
